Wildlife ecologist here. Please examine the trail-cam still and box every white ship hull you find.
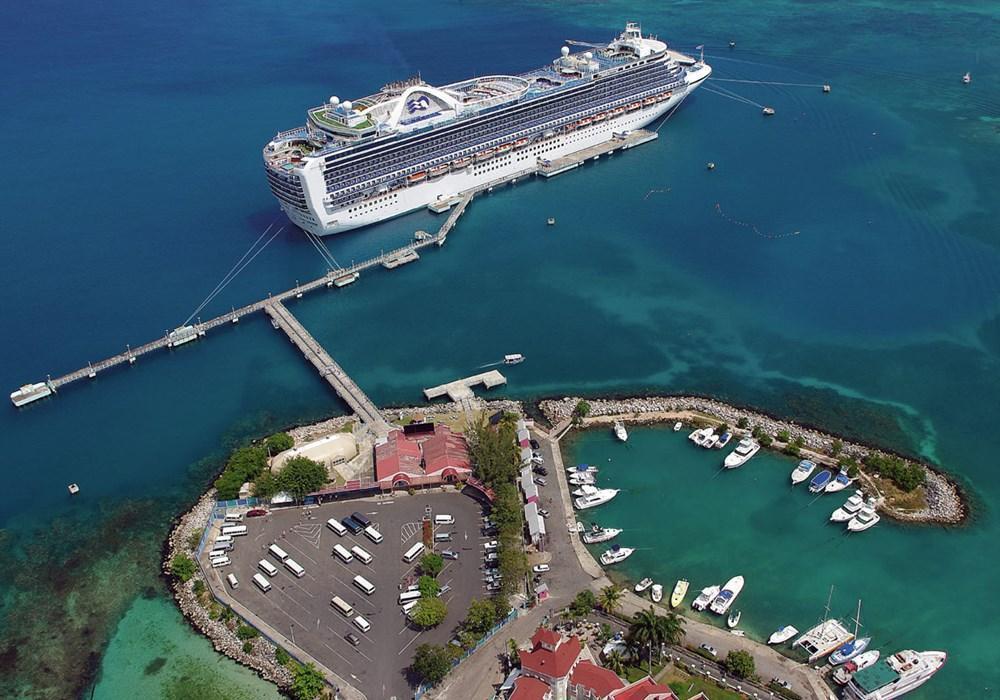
[286,81,707,236]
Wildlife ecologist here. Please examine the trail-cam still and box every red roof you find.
[510,676,550,700]
[375,425,471,484]
[609,677,678,700]
[519,634,581,680]
[531,627,562,648]
[570,661,625,697]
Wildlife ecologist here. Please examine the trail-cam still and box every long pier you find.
[15,129,659,414]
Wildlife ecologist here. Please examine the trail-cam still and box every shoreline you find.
[540,395,967,526]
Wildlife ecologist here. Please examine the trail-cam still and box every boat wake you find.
[715,203,800,240]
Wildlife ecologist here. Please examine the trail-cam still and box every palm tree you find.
[606,649,626,677]
[598,585,624,615]
[659,612,685,646]
[627,607,686,664]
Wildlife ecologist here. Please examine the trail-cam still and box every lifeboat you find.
[593,112,608,122]
[643,97,657,106]
[475,149,495,162]
[451,156,473,169]
[428,164,449,179]
[513,138,529,149]
[625,102,641,112]
[407,171,427,184]
[563,122,577,132]
[577,117,593,128]
[611,106,626,116]
[496,143,513,155]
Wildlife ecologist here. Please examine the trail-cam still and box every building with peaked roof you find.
[568,661,625,699]
[510,675,553,700]
[374,424,472,487]
[518,628,584,700]
[606,677,677,700]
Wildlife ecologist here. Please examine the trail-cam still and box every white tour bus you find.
[326,518,348,536]
[208,548,230,560]
[353,615,371,633]
[398,590,422,605]
[333,543,354,563]
[403,542,425,563]
[224,511,244,522]
[215,534,234,546]
[353,575,376,595]
[221,525,248,537]
[268,544,289,561]
[212,539,233,552]
[258,559,278,577]
[351,545,373,565]
[434,514,454,525]
[210,555,231,568]
[401,600,418,615]
[330,596,354,617]
[226,573,239,590]
[252,573,271,592]
[363,526,383,544]
[284,558,305,578]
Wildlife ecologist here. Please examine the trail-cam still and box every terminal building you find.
[374,423,472,488]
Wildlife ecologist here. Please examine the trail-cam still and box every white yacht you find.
[768,625,799,645]
[727,610,741,628]
[574,488,620,510]
[10,382,52,407]
[825,467,855,493]
[599,545,634,566]
[723,438,760,469]
[688,427,713,446]
[790,459,816,485]
[573,484,599,497]
[569,472,597,485]
[691,584,720,611]
[831,636,872,665]
[702,432,719,449]
[650,584,663,603]
[613,421,629,442]
[709,575,745,615]
[567,464,599,474]
[582,526,621,544]
[830,491,865,522]
[844,650,947,700]
[848,503,881,532]
[833,650,881,686]
[634,577,654,593]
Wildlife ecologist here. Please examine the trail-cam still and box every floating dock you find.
[423,371,507,402]
[538,129,657,178]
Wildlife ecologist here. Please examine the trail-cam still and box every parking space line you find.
[282,539,319,566]
[397,630,423,656]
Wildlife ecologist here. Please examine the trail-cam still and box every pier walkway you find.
[423,370,507,402]
[264,300,390,436]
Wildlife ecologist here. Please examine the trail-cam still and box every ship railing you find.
[274,127,308,140]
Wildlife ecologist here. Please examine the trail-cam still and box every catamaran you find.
[723,438,760,469]
[790,459,817,485]
[709,575,745,615]
[831,491,865,522]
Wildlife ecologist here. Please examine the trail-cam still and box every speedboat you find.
[809,469,833,493]
[768,625,799,645]
[709,575,745,615]
[573,484,599,497]
[825,467,854,493]
[651,584,663,603]
[691,585,720,611]
[634,577,654,593]
[569,472,596,485]
[703,433,719,449]
[567,464,599,474]
[847,503,880,532]
[963,72,972,84]
[831,636,872,665]
[833,650,881,685]
[724,438,760,469]
[582,526,622,544]
[845,649,946,699]
[600,545,634,566]
[503,353,525,365]
[716,432,732,449]
[727,610,741,628]
[791,459,817,485]
[575,489,619,510]
[670,579,689,608]
[673,421,683,432]
[688,427,714,446]
[762,106,776,116]
[830,491,865,522]
[614,421,629,442]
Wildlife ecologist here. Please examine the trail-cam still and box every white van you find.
[333,544,354,564]
[208,548,231,560]
[284,558,305,578]
[215,534,234,546]
[363,526,383,544]
[212,540,233,553]
[353,615,371,633]
[224,511,244,523]
[330,596,354,617]
[326,518,347,536]
[210,555,231,568]
[434,514,454,525]
[226,573,239,589]
[398,590,422,605]
[353,575,375,595]
[258,559,278,577]
[401,600,418,615]
[220,525,247,537]
[268,544,289,562]
[252,573,271,592]
[403,542,425,563]
[351,545,373,565]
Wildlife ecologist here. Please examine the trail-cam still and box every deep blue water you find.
[2,1,999,697]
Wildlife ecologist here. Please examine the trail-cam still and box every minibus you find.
[326,518,347,536]
[350,511,371,528]
[252,573,271,592]
[284,558,305,578]
[351,545,373,565]
[401,600,418,615]
[398,590,422,605]
[221,525,248,537]
[434,532,452,542]
[403,542,425,563]
[352,615,371,633]
[363,526,383,544]
[224,511,244,523]
[215,534,234,546]
[258,559,278,577]
[208,548,230,560]
[353,575,375,595]
[333,544,354,564]
[210,555,230,568]
[342,517,363,535]
[330,596,354,617]
[226,573,239,589]
[434,514,454,525]
[268,544,289,561]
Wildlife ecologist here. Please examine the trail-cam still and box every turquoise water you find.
[1,0,998,697]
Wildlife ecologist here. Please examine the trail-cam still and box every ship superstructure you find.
[264,22,711,235]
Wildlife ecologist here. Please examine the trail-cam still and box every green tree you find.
[236,624,259,640]
[253,470,279,500]
[464,598,498,636]
[606,649,626,676]
[737,416,749,429]
[411,643,452,686]
[170,554,196,582]
[758,434,774,448]
[411,597,448,628]
[776,429,791,443]
[573,400,591,418]
[265,432,294,454]
[276,456,327,500]
[186,530,202,551]
[724,649,756,679]
[569,589,596,618]
[242,640,254,654]
[289,661,326,700]
[420,552,444,578]
[275,647,291,666]
[830,439,844,457]
[418,575,441,598]
[214,445,268,499]
[598,585,624,615]
[506,638,520,669]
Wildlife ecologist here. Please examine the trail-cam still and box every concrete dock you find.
[423,370,507,402]
[538,129,657,178]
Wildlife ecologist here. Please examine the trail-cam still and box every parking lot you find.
[202,491,488,700]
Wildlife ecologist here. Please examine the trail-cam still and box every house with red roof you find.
[374,424,472,488]
[510,675,553,700]
[606,676,677,700]
[568,661,625,699]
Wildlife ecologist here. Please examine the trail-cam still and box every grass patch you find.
[624,662,664,683]
[662,665,744,700]
[339,420,355,433]
[870,474,927,511]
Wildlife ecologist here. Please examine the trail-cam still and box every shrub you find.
[864,453,925,492]
[758,434,774,448]
[289,661,326,700]
[192,579,206,596]
[830,439,843,457]
[214,445,268,500]
[737,417,749,429]
[419,575,441,597]
[265,432,294,454]
[170,554,196,582]
[724,649,756,679]
[186,530,203,551]
[569,590,596,617]
[236,624,259,640]
[242,641,254,654]
[776,429,791,443]
[275,647,291,666]
[572,400,591,418]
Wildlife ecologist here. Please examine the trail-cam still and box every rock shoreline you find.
[540,395,967,525]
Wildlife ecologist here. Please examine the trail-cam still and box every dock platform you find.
[538,129,657,178]
[423,371,507,402]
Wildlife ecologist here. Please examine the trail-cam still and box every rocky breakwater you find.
[163,491,293,689]
[541,395,966,525]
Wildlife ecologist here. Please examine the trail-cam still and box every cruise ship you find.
[263,22,711,235]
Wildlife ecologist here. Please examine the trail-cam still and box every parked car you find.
[529,439,540,450]
[699,643,718,658]
[246,508,268,518]
[532,465,548,475]
[345,632,361,647]
[770,679,791,690]
[437,584,452,597]
[532,564,550,573]
[538,509,550,518]
[441,549,459,560]
[534,477,547,486]
[483,540,498,551]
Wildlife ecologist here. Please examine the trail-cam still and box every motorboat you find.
[569,472,596,485]
[715,432,732,449]
[582,526,621,544]
[724,438,760,469]
[673,421,683,432]
[833,650,881,685]
[963,72,972,84]
[727,610,741,628]
[573,484,599,497]
[791,459,817,485]
[830,491,865,522]
[768,625,799,645]
[567,464,599,474]
[670,579,689,608]
[688,427,713,446]
[762,106,776,115]
[831,636,872,665]
[634,577,654,594]
[614,421,629,442]
[825,467,855,493]
[691,585,720,611]
[847,503,881,532]
[709,575,745,615]
[730,630,745,637]
[503,353,525,365]
[600,545,634,566]
[844,650,946,699]
[651,584,663,603]
[575,488,619,510]
[809,469,833,493]
[703,432,719,449]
